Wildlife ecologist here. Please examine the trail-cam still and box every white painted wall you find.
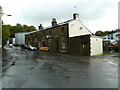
[68,19,92,37]
[15,33,28,45]
[8,38,15,44]
[90,37,103,56]
[12,38,15,44]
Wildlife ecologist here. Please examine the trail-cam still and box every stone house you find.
[25,13,103,56]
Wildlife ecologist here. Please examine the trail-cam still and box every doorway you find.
[56,41,59,52]
[81,42,89,56]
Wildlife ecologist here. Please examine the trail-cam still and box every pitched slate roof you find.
[27,19,73,34]
[27,17,94,36]
[43,19,73,30]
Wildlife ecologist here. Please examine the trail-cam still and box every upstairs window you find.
[111,34,113,40]
[61,27,65,36]
[61,41,65,49]
[108,35,110,39]
[49,31,51,35]
[42,31,44,36]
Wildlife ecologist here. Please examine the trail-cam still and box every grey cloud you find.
[13,0,115,28]
[76,2,114,21]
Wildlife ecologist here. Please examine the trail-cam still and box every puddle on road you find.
[2,46,118,88]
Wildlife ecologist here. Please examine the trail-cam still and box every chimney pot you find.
[38,24,43,30]
[73,13,79,20]
[51,18,57,26]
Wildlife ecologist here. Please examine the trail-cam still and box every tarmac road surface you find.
[1,45,118,88]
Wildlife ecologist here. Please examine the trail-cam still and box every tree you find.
[95,30,104,36]
[9,24,36,37]
[22,25,36,32]
[2,25,10,45]
[2,24,36,46]
[28,25,36,32]
[95,29,120,36]
[9,23,23,37]
[22,25,29,32]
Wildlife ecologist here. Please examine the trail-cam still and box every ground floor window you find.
[49,39,52,50]
[39,42,41,47]
[61,41,65,49]
[35,42,37,47]
[42,41,45,47]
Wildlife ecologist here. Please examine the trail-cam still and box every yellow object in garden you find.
[40,47,49,51]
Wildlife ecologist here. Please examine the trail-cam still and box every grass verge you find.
[101,52,119,56]
[0,48,1,54]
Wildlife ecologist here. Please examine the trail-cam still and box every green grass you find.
[0,48,1,54]
[101,52,119,56]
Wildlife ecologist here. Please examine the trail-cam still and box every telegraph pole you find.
[118,34,120,57]
[0,6,3,48]
[0,5,2,90]
[0,6,12,48]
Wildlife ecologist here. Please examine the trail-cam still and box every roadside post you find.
[118,34,120,58]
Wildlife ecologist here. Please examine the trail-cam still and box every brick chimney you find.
[51,18,57,26]
[38,24,43,30]
[73,13,79,20]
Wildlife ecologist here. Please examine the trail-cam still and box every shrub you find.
[112,44,119,52]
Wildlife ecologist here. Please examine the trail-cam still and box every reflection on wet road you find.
[1,46,118,88]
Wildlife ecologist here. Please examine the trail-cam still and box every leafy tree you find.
[2,23,36,46]
[9,23,23,37]
[95,30,104,36]
[95,29,120,36]
[22,25,29,32]
[2,25,10,45]
[9,24,36,37]
[28,25,36,32]
[114,29,120,32]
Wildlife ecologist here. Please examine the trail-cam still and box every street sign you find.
[118,35,120,38]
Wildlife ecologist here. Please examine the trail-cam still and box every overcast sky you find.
[0,0,119,33]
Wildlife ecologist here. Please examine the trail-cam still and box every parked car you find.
[21,44,28,49]
[27,45,37,51]
[9,44,13,48]
[40,47,49,51]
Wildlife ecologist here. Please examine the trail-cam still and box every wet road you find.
[1,45,118,88]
